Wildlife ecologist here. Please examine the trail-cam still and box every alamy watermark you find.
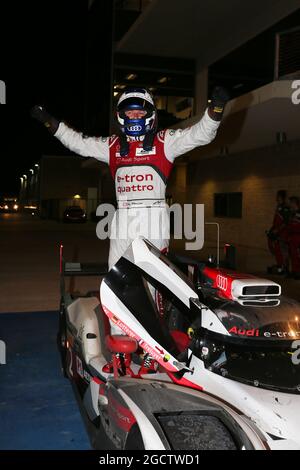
[0,340,6,365]
[0,80,6,104]
[292,340,300,365]
[291,80,300,105]
[95,203,204,251]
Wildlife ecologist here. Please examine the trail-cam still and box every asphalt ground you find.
[0,310,91,450]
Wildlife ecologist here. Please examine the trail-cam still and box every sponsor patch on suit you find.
[135,146,156,156]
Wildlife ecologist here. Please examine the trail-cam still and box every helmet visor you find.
[125,109,147,119]
[118,97,155,117]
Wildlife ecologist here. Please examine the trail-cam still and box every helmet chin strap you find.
[119,131,156,157]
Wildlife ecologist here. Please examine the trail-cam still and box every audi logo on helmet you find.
[128,125,142,132]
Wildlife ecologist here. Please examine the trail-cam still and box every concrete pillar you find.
[194,63,208,116]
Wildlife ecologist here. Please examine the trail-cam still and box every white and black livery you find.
[58,239,300,450]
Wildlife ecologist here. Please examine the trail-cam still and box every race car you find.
[57,238,300,450]
[0,198,19,212]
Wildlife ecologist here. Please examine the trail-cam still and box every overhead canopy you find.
[117,0,300,66]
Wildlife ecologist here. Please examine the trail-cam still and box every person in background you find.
[287,196,300,280]
[267,190,290,275]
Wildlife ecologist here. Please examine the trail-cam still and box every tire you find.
[157,414,237,450]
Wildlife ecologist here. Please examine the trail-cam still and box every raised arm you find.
[164,86,230,162]
[30,106,109,164]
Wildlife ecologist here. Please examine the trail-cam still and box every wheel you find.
[157,414,238,450]
[57,299,68,378]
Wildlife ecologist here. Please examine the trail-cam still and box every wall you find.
[39,156,100,200]
[36,156,102,219]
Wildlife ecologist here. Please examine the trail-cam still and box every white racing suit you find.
[55,109,220,331]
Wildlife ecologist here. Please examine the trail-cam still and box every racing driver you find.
[31,86,229,373]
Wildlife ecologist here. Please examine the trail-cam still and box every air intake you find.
[232,279,281,300]
[242,285,280,296]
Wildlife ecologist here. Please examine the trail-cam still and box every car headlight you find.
[13,204,18,210]
[4,205,9,210]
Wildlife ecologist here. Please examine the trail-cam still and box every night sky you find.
[0,0,112,197]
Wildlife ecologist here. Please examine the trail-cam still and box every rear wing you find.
[59,244,108,296]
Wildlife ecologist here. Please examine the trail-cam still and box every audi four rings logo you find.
[128,125,142,132]
[216,274,228,291]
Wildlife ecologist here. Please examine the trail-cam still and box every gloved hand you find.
[30,105,59,135]
[208,86,230,121]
